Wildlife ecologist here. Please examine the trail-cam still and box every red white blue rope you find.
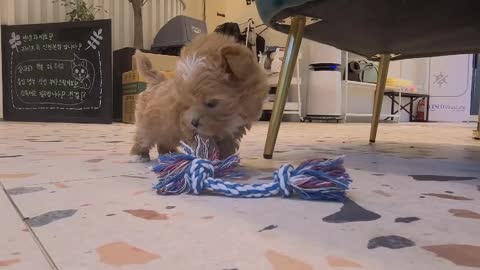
[152,136,351,201]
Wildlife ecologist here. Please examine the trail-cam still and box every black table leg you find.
[390,94,395,120]
[383,93,429,122]
[426,96,430,122]
[409,97,414,122]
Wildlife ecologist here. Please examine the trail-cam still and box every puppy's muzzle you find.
[191,118,200,128]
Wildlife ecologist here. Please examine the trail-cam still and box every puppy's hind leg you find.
[130,132,153,162]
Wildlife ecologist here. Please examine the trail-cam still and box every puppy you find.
[131,33,268,161]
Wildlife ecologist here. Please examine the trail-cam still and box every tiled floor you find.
[1,120,479,270]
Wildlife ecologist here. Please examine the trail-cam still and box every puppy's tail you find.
[135,50,166,85]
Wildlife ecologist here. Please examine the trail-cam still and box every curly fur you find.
[131,33,268,161]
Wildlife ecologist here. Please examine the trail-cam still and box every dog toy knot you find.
[152,136,352,201]
[274,164,295,197]
[186,158,215,194]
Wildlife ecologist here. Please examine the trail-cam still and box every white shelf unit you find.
[261,48,303,121]
[342,80,402,121]
[342,52,401,122]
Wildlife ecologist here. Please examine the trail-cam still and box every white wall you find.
[0,0,184,118]
[183,0,203,21]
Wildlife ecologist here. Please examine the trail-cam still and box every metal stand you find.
[369,54,391,143]
[263,16,306,159]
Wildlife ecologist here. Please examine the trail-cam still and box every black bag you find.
[215,22,265,60]
[214,22,241,42]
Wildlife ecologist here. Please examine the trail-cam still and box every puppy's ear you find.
[135,50,166,85]
[220,45,255,80]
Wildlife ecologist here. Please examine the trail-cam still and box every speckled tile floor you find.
[1,120,479,270]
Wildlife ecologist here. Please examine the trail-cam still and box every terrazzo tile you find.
[0,187,51,270]
[448,209,480,219]
[1,121,480,269]
[422,244,480,268]
[326,255,363,268]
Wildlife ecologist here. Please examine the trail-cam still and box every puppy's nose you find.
[191,118,200,128]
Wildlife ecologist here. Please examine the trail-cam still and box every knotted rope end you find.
[152,136,239,195]
[275,157,352,202]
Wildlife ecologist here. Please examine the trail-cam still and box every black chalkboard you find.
[2,20,112,123]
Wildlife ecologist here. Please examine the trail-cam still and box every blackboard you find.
[1,20,112,123]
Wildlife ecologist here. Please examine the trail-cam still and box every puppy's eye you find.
[205,100,218,108]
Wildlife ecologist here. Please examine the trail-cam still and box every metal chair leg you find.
[369,54,391,143]
[475,100,480,139]
[476,119,480,139]
[263,16,306,159]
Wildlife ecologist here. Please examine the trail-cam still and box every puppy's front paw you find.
[129,155,151,163]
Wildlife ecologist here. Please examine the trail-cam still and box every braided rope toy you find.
[152,136,352,201]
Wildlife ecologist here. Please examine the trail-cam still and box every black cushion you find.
[264,0,480,60]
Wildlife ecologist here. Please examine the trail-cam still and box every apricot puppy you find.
[131,33,268,161]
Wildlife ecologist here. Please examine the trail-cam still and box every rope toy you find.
[152,136,352,201]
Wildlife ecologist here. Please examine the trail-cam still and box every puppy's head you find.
[176,33,267,139]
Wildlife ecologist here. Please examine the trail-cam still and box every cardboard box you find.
[113,47,136,121]
[122,71,146,124]
[132,52,178,71]
[122,52,177,123]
